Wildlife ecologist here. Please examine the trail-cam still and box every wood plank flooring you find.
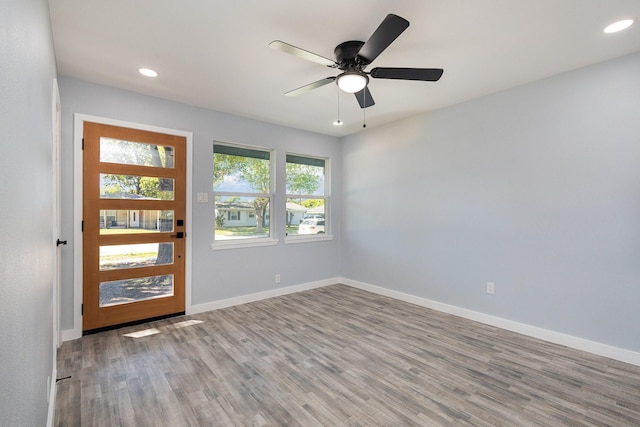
[55,284,640,426]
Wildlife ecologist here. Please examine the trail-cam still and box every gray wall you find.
[58,78,341,330]
[341,52,640,353]
[0,0,57,425]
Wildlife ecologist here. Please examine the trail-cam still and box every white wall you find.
[341,52,640,354]
[58,78,341,331]
[0,0,57,425]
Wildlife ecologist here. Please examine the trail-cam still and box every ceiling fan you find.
[269,14,444,109]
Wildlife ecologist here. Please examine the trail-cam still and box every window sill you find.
[211,238,279,250]
[285,234,334,244]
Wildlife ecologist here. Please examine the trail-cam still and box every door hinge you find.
[81,220,84,232]
[82,138,84,150]
[81,304,83,315]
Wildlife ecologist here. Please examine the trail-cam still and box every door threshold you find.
[83,311,185,335]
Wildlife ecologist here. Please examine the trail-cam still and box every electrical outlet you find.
[487,282,495,295]
[275,274,281,283]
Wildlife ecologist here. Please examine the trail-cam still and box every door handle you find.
[56,239,68,246]
[170,232,185,239]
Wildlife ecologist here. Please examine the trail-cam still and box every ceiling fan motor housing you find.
[334,41,367,71]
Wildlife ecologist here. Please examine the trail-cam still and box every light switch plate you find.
[197,192,209,203]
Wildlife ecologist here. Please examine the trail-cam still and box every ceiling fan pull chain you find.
[337,88,341,123]
[333,87,343,126]
[363,90,367,128]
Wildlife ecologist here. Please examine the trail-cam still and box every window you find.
[213,144,273,242]
[286,154,328,237]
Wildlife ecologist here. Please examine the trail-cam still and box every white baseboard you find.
[340,277,640,367]
[62,327,82,342]
[188,278,339,315]
[46,367,56,427]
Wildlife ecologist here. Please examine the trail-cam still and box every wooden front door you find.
[83,122,186,331]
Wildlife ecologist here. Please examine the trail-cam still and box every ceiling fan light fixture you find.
[337,72,368,93]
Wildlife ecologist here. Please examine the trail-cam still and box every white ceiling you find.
[49,0,640,137]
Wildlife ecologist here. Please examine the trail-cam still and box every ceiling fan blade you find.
[370,67,444,81]
[285,77,336,97]
[269,40,336,67]
[357,14,409,64]
[354,87,375,108]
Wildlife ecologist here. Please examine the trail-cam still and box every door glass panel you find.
[100,138,175,168]
[99,209,174,234]
[100,274,174,307]
[100,174,174,200]
[100,243,174,271]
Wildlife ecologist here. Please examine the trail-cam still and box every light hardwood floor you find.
[55,284,640,426]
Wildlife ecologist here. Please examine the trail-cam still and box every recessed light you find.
[332,120,343,126]
[603,19,634,34]
[138,68,158,77]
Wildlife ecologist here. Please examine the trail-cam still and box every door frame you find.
[52,79,62,349]
[69,114,193,339]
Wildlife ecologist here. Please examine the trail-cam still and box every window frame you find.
[285,153,332,244]
[212,142,277,249]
